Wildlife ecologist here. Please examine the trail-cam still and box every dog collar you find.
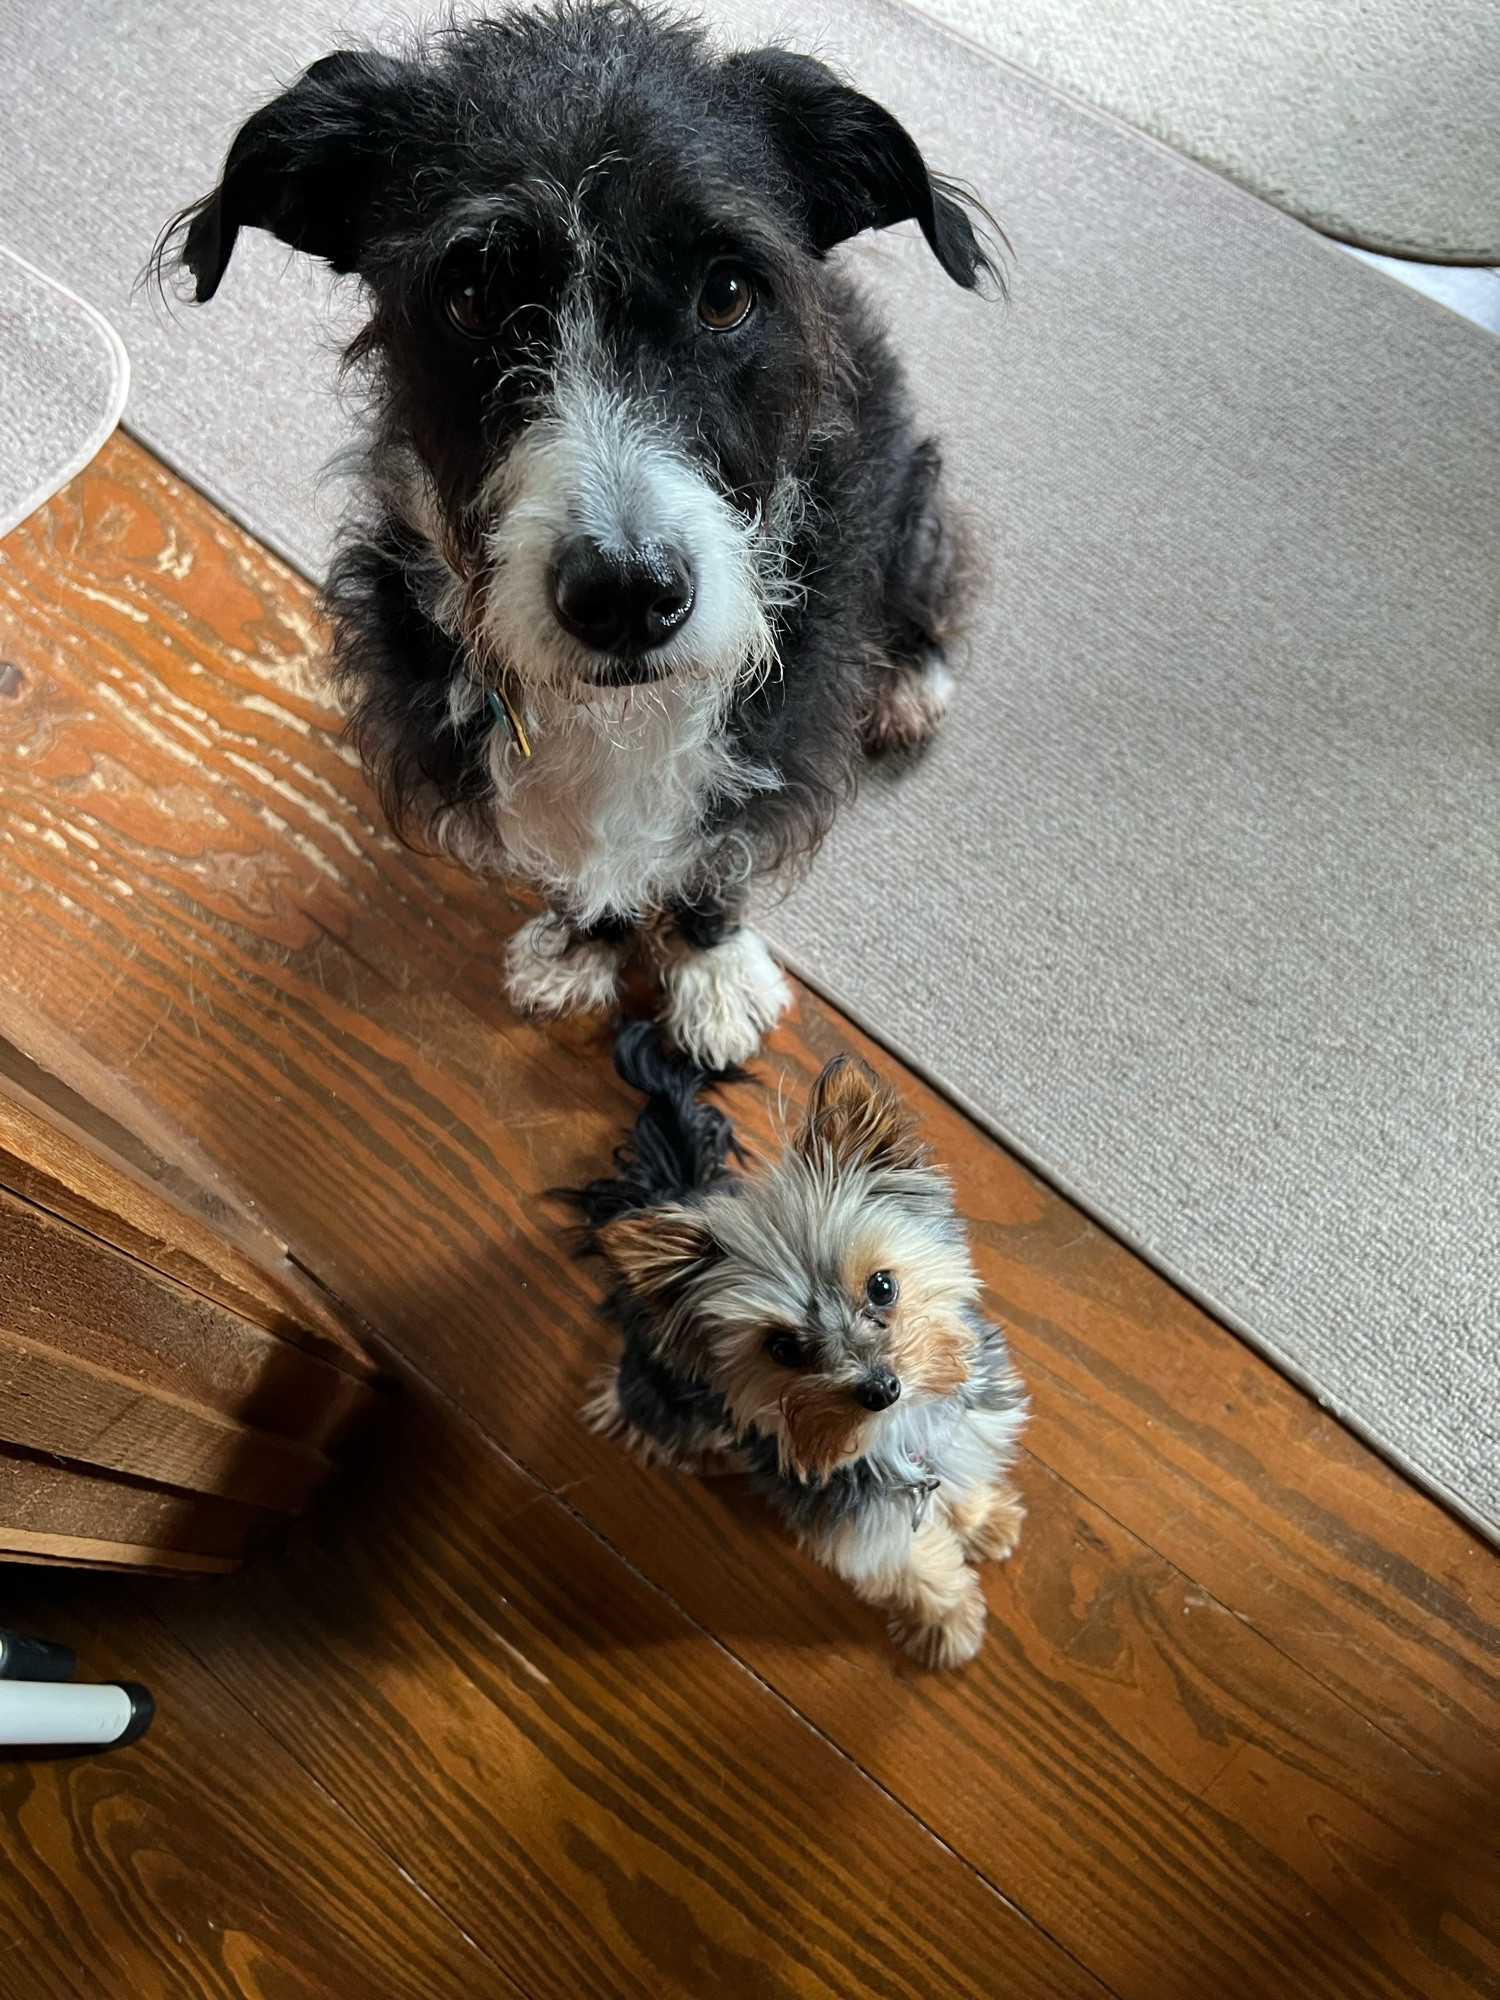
[486,683,532,758]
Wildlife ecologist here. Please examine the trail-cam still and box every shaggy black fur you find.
[576,1018,745,1223]
[159,1,993,942]
[573,1020,749,1463]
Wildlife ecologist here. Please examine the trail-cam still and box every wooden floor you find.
[0,434,1496,2000]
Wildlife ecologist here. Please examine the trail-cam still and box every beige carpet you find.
[908,0,1500,262]
[1,0,1496,1538]
[0,246,128,541]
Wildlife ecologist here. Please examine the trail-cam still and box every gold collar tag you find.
[486,683,532,759]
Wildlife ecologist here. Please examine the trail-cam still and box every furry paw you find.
[888,1573,988,1669]
[955,1485,1026,1566]
[506,912,624,1018]
[580,1365,629,1439]
[662,927,791,1067]
[581,1366,746,1475]
[862,653,954,757]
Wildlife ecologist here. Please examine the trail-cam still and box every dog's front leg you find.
[946,1478,1026,1567]
[506,908,630,1020]
[656,899,792,1069]
[820,1505,988,1669]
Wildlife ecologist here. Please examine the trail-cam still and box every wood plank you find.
[0,1527,238,1572]
[567,1435,1500,2000]
[0,1450,276,1564]
[0,435,1495,1996]
[0,1186,368,1449]
[0,1324,332,1511]
[0,1570,523,2000]
[146,1378,1106,2000]
[0,1013,370,1370]
[0,1064,375,1379]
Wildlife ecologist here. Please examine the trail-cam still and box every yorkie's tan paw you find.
[889,1575,988,1669]
[957,1484,1027,1566]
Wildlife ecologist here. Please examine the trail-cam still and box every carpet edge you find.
[0,244,131,540]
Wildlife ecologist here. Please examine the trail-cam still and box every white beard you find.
[482,675,774,925]
[379,279,804,922]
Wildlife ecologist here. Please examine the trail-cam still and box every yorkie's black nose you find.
[854,1369,902,1412]
[548,535,695,654]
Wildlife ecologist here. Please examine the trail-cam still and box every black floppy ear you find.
[173,50,413,302]
[726,48,991,288]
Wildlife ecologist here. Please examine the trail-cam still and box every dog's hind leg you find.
[862,437,966,758]
[506,909,628,1019]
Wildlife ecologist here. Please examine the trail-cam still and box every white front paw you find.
[506,912,624,1018]
[663,927,791,1067]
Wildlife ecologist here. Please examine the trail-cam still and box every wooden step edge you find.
[0,1323,339,1513]
[0,1017,377,1382]
[0,1524,241,1574]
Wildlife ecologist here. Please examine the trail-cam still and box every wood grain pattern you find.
[0,1187,365,1449]
[0,1066,374,1376]
[0,1571,521,2000]
[149,1381,1109,2000]
[0,1018,369,1362]
[0,1050,373,1573]
[0,1455,273,1568]
[0,1527,239,1573]
[0,1321,332,1510]
[0,434,1495,2000]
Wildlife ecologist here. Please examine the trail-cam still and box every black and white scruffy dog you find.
[577,1023,1027,1668]
[163,2,992,1066]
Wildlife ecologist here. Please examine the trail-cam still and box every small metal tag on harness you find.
[907,1473,941,1530]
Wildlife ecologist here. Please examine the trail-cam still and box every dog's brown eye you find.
[441,256,510,339]
[764,1329,806,1368]
[446,280,484,334]
[445,277,496,338]
[698,265,755,331]
[865,1270,899,1312]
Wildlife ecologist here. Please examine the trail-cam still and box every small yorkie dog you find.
[577,1023,1027,1667]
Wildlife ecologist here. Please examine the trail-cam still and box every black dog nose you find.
[548,536,695,654]
[854,1369,902,1412]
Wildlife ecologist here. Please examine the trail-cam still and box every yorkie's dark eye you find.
[764,1329,806,1369]
[865,1270,899,1312]
[697,264,756,331]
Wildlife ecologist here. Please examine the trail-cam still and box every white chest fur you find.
[484,679,772,925]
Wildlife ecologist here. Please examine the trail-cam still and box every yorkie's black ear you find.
[169,50,415,302]
[596,1206,719,1303]
[795,1056,929,1174]
[726,48,993,288]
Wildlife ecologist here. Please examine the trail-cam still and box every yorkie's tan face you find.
[598,1057,982,1479]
